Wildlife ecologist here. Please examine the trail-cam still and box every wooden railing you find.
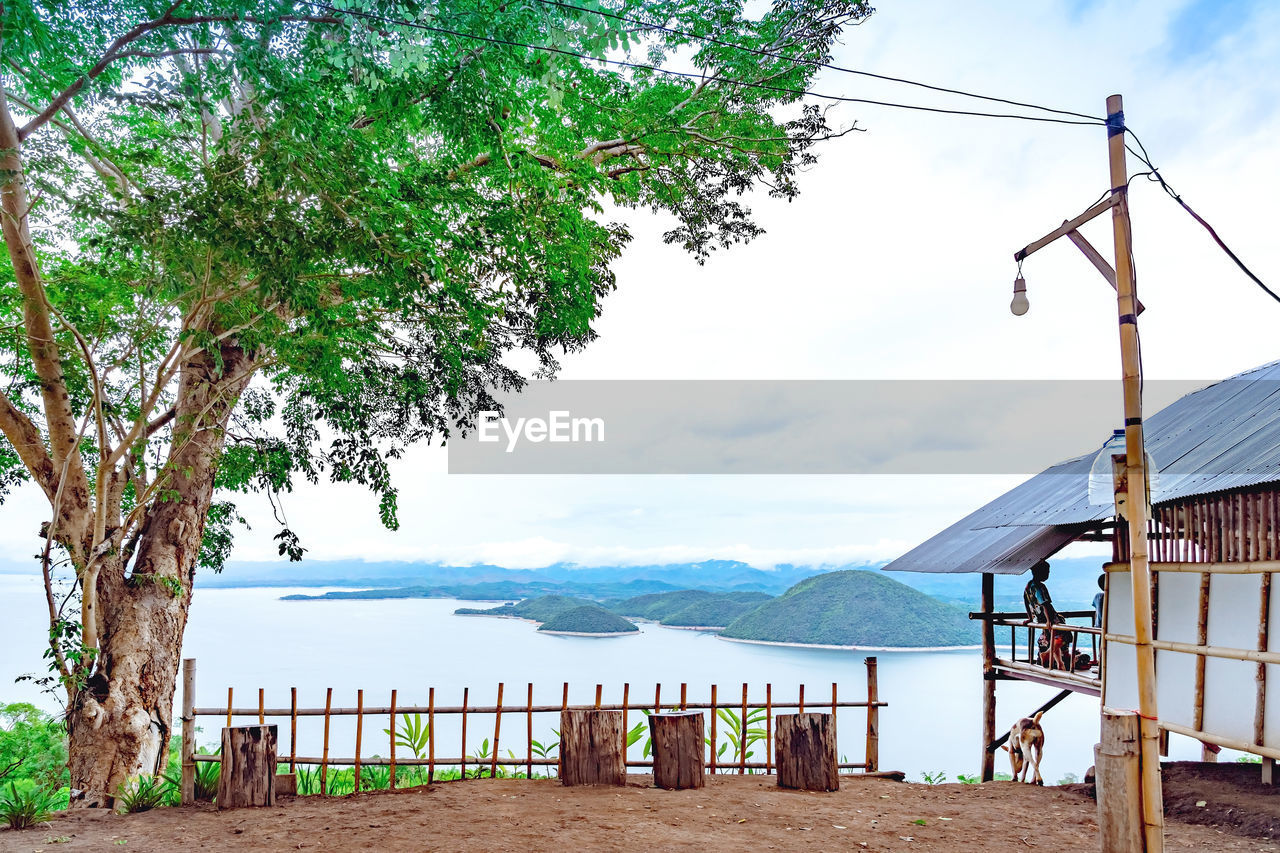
[179,656,886,802]
[969,609,1102,689]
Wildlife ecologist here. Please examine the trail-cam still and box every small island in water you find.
[450,571,978,648]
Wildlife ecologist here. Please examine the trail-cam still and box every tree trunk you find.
[559,710,626,787]
[65,341,254,807]
[775,713,839,792]
[648,711,705,790]
[218,725,278,809]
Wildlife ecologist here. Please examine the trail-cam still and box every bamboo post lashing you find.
[226,687,234,728]
[389,689,397,790]
[258,688,265,724]
[180,659,196,805]
[460,687,469,780]
[595,684,602,709]
[427,686,436,784]
[865,658,879,773]
[765,683,773,774]
[526,682,534,779]
[321,687,332,796]
[354,689,364,792]
[740,683,749,774]
[709,684,718,775]
[621,683,630,764]
[492,683,503,780]
[290,687,298,772]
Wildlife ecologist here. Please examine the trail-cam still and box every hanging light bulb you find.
[1010,274,1029,316]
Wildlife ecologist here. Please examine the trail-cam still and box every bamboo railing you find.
[179,657,886,803]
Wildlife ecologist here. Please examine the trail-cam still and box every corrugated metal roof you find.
[884,360,1280,574]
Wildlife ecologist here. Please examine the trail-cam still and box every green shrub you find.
[1,782,60,829]
[116,775,169,813]
[0,703,68,789]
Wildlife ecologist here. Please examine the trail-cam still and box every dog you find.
[1002,710,1045,785]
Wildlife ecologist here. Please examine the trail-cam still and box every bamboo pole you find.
[1194,572,1210,752]
[389,689,397,790]
[226,687,233,729]
[653,683,660,714]
[740,683,749,775]
[765,683,773,774]
[981,573,997,781]
[181,659,196,805]
[354,689,364,792]
[799,683,805,714]
[621,682,630,767]
[680,682,687,710]
[1256,573,1272,752]
[460,687,469,780]
[560,683,569,780]
[427,686,436,784]
[290,687,298,772]
[526,682,534,779]
[595,684,602,709]
[1107,91,1163,853]
[321,687,332,796]
[865,658,879,773]
[1158,720,1280,762]
[492,683,503,780]
[1106,634,1280,665]
[258,688,265,725]
[709,684,717,775]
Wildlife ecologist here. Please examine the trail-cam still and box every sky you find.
[4,0,1279,573]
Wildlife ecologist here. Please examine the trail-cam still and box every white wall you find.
[1106,569,1273,750]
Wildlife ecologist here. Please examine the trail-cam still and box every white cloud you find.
[3,1,1276,576]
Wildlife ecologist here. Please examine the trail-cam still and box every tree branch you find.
[18,12,338,139]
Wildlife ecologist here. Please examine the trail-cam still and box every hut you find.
[882,360,1280,782]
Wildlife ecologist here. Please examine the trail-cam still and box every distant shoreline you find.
[718,636,982,652]
[538,629,638,637]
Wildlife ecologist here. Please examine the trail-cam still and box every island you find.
[719,569,980,649]
[610,590,774,628]
[537,605,640,636]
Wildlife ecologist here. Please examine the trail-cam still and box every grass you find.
[0,782,62,829]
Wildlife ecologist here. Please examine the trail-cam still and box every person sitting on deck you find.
[1023,560,1090,671]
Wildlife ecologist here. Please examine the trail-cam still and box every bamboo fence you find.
[180,657,886,803]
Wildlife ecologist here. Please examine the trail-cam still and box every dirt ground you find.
[2,772,1275,853]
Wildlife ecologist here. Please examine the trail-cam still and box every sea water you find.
[0,574,1212,783]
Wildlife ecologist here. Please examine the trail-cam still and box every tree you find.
[0,0,870,805]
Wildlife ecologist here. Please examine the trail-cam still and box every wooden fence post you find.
[649,712,705,790]
[218,725,278,809]
[1097,710,1144,853]
[180,659,196,804]
[559,709,626,786]
[865,657,879,773]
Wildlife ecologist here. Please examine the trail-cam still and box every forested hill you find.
[721,570,979,648]
[610,590,773,627]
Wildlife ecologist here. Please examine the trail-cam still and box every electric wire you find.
[529,0,1105,122]
[304,0,1272,303]
[1123,129,1280,305]
[303,2,1106,126]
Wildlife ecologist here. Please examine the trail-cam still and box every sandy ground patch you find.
[2,774,1274,852]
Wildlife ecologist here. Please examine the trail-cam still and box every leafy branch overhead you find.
[0,8,871,788]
